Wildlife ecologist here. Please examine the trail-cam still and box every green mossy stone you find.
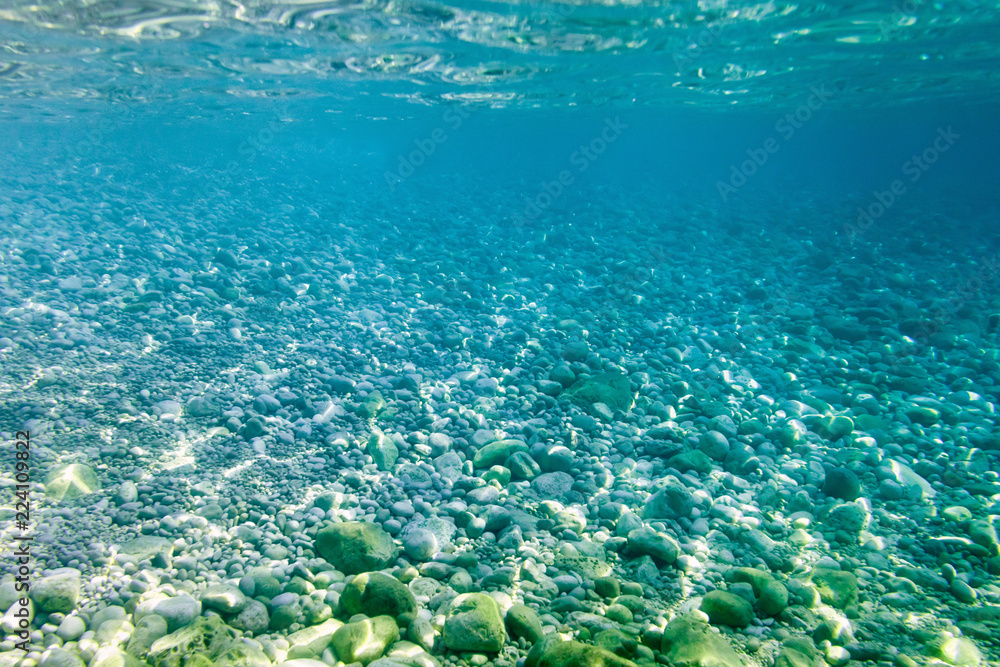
[565,373,634,412]
[815,415,854,441]
[314,522,398,575]
[759,581,789,617]
[147,616,240,667]
[474,439,529,468]
[358,391,387,418]
[505,604,544,644]
[340,572,416,618]
[659,615,744,667]
[45,464,101,501]
[700,590,754,628]
[526,637,637,667]
[442,593,506,652]
[593,628,638,659]
[774,638,824,667]
[666,450,713,475]
[809,569,859,610]
[331,616,399,665]
[287,618,344,659]
[728,568,774,597]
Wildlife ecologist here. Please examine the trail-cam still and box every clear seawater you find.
[3,0,1000,664]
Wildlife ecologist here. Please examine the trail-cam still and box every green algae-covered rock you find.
[214,643,272,667]
[287,618,344,659]
[367,432,399,470]
[45,464,100,501]
[659,614,745,667]
[930,634,983,666]
[315,522,398,574]
[120,536,174,568]
[358,391,386,418]
[147,616,240,667]
[593,628,638,659]
[728,567,774,597]
[666,450,713,475]
[814,415,854,441]
[443,593,506,652]
[565,373,634,412]
[759,581,790,617]
[526,636,637,667]
[32,568,81,613]
[505,604,543,644]
[775,638,824,667]
[474,439,529,468]
[331,616,399,665]
[700,590,753,628]
[340,572,416,618]
[809,569,859,610]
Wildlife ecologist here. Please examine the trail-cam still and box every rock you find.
[474,439,528,468]
[824,502,870,540]
[230,600,269,635]
[200,584,247,614]
[526,637,637,667]
[775,638,824,667]
[358,391,386,418]
[626,527,679,564]
[823,468,862,501]
[508,451,541,479]
[930,635,982,667]
[698,431,730,461]
[700,590,753,628]
[340,572,417,618]
[116,481,139,504]
[403,528,438,561]
[759,581,789,617]
[505,603,544,644]
[134,593,202,633]
[125,614,168,659]
[32,568,81,613]
[565,372,634,412]
[728,567,774,596]
[147,616,241,667]
[967,519,999,556]
[659,614,744,667]
[530,472,576,502]
[38,649,85,667]
[56,615,87,642]
[809,569,859,610]
[367,433,399,470]
[642,481,694,520]
[666,450,713,475]
[90,646,145,667]
[287,618,345,659]
[45,464,100,501]
[315,522,398,574]
[593,628,638,659]
[120,536,174,568]
[442,593,506,652]
[214,643,272,667]
[815,415,854,440]
[331,615,399,664]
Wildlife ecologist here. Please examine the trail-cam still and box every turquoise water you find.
[3,2,1000,667]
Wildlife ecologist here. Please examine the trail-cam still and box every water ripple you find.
[0,0,997,108]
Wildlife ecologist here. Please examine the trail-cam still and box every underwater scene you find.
[1,1,1000,667]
